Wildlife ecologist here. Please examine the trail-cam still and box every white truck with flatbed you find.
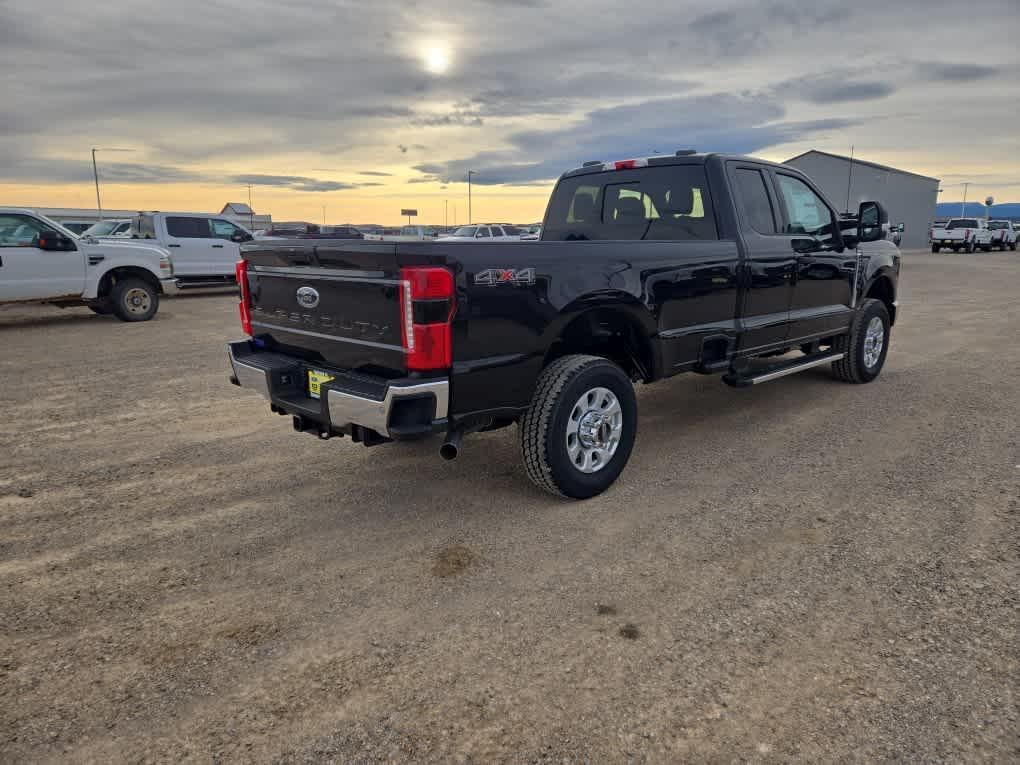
[929,218,994,253]
[987,220,1017,251]
[0,208,176,321]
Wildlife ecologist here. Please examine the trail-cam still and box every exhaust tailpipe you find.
[440,430,462,461]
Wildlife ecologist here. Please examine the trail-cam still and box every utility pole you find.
[960,183,969,217]
[445,199,448,228]
[91,148,103,221]
[322,205,326,226]
[90,147,133,222]
[247,184,255,230]
[467,170,475,224]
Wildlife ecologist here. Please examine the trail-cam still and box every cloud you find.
[410,109,484,127]
[775,74,895,104]
[357,171,392,177]
[925,63,1000,82]
[416,94,859,185]
[0,0,1017,201]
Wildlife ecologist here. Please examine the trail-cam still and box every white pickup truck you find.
[129,212,254,286]
[929,218,994,253]
[987,220,1017,251]
[0,208,176,321]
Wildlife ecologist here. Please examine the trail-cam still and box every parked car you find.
[0,208,176,321]
[82,219,132,238]
[228,151,898,498]
[58,221,94,235]
[435,224,522,241]
[929,218,993,253]
[987,220,1017,251]
[129,212,253,286]
[521,225,542,241]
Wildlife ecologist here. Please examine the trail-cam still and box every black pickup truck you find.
[229,152,899,498]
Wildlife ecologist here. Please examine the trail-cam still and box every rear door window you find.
[543,165,717,241]
[733,168,778,234]
[166,216,212,238]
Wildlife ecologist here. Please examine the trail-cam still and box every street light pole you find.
[467,170,475,224]
[91,148,103,221]
[961,182,969,217]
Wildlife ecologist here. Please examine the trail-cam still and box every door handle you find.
[212,244,224,248]
[167,243,181,248]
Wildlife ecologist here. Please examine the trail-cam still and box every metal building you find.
[785,150,939,249]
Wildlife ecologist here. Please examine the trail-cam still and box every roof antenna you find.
[844,145,855,214]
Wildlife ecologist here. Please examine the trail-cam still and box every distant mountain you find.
[936,202,1020,219]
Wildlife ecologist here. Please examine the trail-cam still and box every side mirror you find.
[37,232,75,251]
[857,201,887,243]
[231,232,252,243]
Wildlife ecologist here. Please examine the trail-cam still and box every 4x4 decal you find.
[474,268,536,286]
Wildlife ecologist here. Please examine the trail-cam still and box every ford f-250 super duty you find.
[228,152,899,498]
[1,208,177,321]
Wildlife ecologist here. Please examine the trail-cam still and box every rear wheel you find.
[965,241,975,254]
[520,354,637,499]
[110,278,159,322]
[931,244,940,253]
[87,300,112,315]
[832,299,890,384]
[1010,242,1017,251]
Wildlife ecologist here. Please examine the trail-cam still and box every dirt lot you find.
[1,252,1017,762]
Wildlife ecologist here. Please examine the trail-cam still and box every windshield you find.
[947,219,979,229]
[84,221,121,236]
[451,226,478,237]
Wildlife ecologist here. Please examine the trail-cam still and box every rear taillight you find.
[236,259,252,335]
[400,266,455,371]
[964,229,971,240]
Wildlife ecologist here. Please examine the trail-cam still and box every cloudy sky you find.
[2,0,1017,224]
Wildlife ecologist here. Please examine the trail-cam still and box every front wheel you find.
[831,299,890,384]
[520,354,637,499]
[110,278,159,322]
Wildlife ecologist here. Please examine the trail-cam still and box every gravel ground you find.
[1,252,1017,762]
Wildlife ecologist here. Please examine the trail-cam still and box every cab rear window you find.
[543,165,718,241]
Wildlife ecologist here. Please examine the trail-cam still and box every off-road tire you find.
[520,354,637,499]
[832,298,890,384]
[110,278,159,322]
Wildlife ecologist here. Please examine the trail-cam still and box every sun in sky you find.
[422,42,452,75]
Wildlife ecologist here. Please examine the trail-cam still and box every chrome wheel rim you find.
[863,316,885,368]
[566,386,622,474]
[124,288,151,315]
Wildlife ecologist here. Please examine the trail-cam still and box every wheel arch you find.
[864,271,897,326]
[96,266,164,298]
[543,293,660,382]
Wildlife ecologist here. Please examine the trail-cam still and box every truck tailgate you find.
[243,240,406,373]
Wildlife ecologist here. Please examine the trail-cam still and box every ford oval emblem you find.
[296,286,319,309]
